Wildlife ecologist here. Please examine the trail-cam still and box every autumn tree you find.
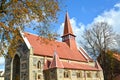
[0,0,61,56]
[81,22,119,80]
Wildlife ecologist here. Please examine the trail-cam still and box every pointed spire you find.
[49,51,64,69]
[63,12,75,36]
[62,12,77,50]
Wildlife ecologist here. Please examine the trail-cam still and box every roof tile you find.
[44,59,101,71]
[24,32,88,62]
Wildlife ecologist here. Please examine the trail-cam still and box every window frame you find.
[37,61,41,69]
[86,72,91,78]
[76,71,82,78]
[64,70,70,78]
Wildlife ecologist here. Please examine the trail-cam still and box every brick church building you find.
[5,13,104,80]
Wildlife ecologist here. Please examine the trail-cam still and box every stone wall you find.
[5,42,29,80]
[28,54,104,80]
[5,55,12,80]
[29,55,45,80]
[5,42,104,80]
[43,68,104,80]
[52,69,103,80]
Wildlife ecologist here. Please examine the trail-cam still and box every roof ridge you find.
[24,32,63,43]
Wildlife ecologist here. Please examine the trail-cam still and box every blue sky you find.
[57,0,120,45]
[57,0,120,25]
[1,0,120,71]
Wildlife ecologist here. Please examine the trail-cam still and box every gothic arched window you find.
[37,61,41,69]
[13,54,20,80]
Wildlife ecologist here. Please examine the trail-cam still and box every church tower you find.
[62,12,77,50]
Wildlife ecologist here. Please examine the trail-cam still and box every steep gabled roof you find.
[24,32,89,62]
[49,52,64,68]
[22,12,95,63]
[44,59,101,71]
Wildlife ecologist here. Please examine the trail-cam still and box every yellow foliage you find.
[0,0,60,57]
[13,0,18,3]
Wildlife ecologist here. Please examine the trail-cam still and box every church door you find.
[12,54,20,80]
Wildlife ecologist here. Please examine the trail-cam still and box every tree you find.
[81,22,119,80]
[0,0,60,56]
[115,34,120,52]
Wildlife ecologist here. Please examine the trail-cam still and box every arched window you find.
[76,71,82,78]
[13,54,20,80]
[96,72,100,78]
[87,72,91,78]
[38,74,41,79]
[64,70,70,78]
[37,61,41,69]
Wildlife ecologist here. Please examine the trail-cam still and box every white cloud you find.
[92,2,120,33]
[70,18,85,46]
[114,3,120,8]
[58,2,120,48]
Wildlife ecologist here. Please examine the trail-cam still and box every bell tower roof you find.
[63,12,75,36]
[62,12,77,50]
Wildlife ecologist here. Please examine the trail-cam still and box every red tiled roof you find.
[49,52,64,68]
[24,32,88,62]
[62,61,101,71]
[44,59,101,71]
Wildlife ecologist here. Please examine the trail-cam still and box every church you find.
[5,13,104,80]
